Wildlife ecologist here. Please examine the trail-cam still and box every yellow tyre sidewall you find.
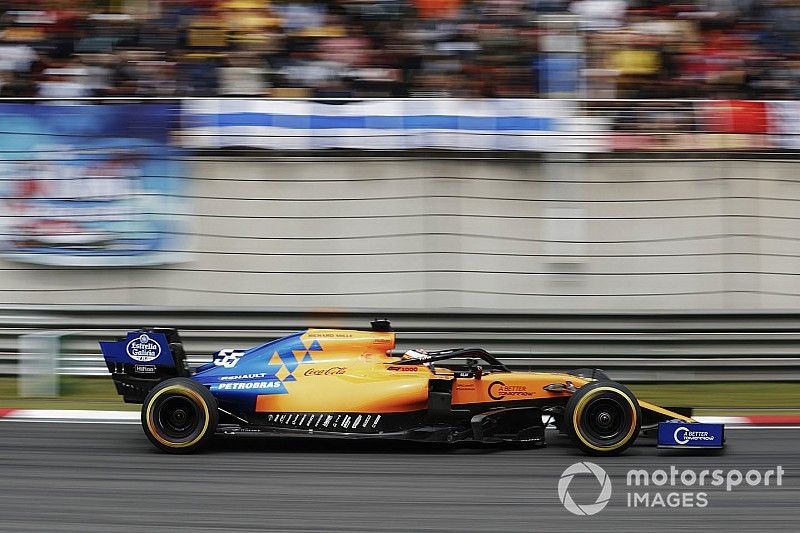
[145,385,210,449]
[571,386,638,452]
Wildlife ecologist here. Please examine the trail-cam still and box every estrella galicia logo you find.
[126,334,161,362]
[558,462,612,516]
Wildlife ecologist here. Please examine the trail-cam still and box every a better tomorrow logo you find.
[557,462,785,515]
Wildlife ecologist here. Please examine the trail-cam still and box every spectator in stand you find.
[218,51,270,96]
[0,0,798,99]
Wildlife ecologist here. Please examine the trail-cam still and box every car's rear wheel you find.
[564,381,641,456]
[141,378,218,453]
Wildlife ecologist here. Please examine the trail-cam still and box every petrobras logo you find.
[126,334,161,362]
[558,462,612,516]
[214,381,283,391]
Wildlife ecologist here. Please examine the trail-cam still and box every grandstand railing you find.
[2,307,799,382]
[0,97,797,153]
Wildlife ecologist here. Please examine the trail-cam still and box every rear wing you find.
[99,328,190,403]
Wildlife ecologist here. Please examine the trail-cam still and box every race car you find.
[99,320,724,455]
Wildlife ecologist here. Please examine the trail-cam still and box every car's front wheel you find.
[141,378,218,453]
[564,381,641,456]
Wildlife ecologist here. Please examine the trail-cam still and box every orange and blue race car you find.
[99,320,724,455]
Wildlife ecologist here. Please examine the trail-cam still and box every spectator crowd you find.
[1,0,800,99]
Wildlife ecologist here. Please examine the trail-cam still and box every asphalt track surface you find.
[0,422,797,532]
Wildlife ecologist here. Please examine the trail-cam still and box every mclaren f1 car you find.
[100,320,724,455]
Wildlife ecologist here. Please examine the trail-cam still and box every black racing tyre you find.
[567,368,610,381]
[564,381,641,456]
[141,378,218,453]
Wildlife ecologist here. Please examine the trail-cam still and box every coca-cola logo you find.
[126,334,161,362]
[303,366,347,376]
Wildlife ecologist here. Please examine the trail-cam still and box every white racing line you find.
[2,419,141,425]
[0,410,139,424]
[540,414,800,430]
[718,426,800,430]
[0,410,799,428]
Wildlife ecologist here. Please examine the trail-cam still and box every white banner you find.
[180,99,606,152]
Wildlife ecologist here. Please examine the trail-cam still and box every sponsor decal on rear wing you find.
[100,331,174,367]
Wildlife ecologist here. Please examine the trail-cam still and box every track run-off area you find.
[0,421,796,532]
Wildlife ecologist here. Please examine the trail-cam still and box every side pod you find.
[471,406,546,445]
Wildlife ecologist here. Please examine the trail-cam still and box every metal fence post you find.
[17,331,63,397]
